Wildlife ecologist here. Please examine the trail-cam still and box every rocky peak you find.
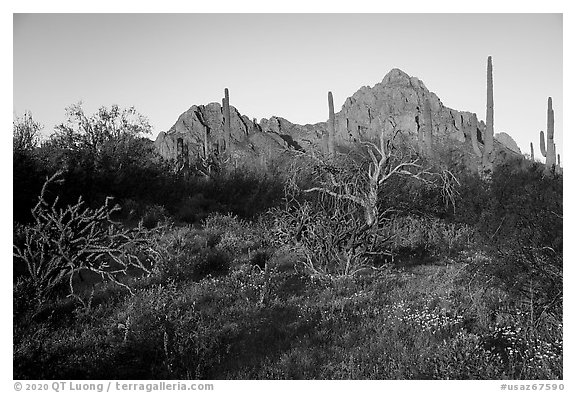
[382,68,416,87]
[155,68,522,172]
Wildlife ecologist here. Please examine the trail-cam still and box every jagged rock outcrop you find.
[154,102,291,167]
[334,69,470,145]
[154,68,522,172]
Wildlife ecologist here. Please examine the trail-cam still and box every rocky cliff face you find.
[154,68,521,171]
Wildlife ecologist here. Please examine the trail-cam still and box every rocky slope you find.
[154,68,521,171]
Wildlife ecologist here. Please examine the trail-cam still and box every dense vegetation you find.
[13,106,562,380]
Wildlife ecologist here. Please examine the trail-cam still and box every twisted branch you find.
[13,172,162,306]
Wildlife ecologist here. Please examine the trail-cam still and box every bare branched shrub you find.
[272,132,460,278]
[387,215,475,255]
[13,172,162,306]
[272,193,391,278]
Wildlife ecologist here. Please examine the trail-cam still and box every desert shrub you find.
[204,212,243,233]
[24,103,194,220]
[271,134,460,278]
[14,150,47,224]
[386,215,474,260]
[271,199,384,277]
[475,247,562,323]
[265,246,301,272]
[154,226,231,282]
[472,160,562,324]
[207,167,285,218]
[193,249,231,280]
[174,194,222,224]
[479,159,562,252]
[14,252,562,379]
[111,267,300,378]
[13,112,48,223]
[451,171,490,225]
[203,212,266,256]
[249,248,273,270]
[12,173,161,308]
[424,330,506,379]
[141,204,170,229]
[154,227,205,281]
[118,198,143,220]
[479,319,562,379]
[80,283,182,378]
[13,277,37,320]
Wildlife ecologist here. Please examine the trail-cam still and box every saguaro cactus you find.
[176,137,184,167]
[482,56,494,170]
[203,126,209,158]
[223,88,231,152]
[328,91,335,156]
[182,143,189,168]
[470,116,482,158]
[176,137,188,170]
[539,97,556,172]
[252,118,260,132]
[423,96,433,155]
[530,142,534,161]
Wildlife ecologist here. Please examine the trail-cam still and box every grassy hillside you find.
[13,107,562,380]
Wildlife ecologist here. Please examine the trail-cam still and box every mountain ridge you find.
[154,68,522,171]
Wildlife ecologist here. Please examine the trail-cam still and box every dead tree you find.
[302,130,459,228]
[273,131,459,278]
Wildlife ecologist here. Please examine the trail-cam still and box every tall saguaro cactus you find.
[482,56,494,170]
[470,116,482,158]
[530,142,534,161]
[182,143,189,168]
[223,88,231,153]
[423,96,433,155]
[203,126,209,158]
[539,97,556,172]
[328,91,336,156]
[546,97,555,169]
[176,137,188,170]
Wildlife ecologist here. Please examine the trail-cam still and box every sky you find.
[13,13,563,158]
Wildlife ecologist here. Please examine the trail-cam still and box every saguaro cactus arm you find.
[540,130,547,157]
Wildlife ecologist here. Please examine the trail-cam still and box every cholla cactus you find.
[13,172,160,306]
